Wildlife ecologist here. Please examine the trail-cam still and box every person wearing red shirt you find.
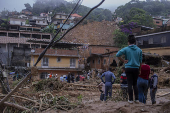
[137,55,150,104]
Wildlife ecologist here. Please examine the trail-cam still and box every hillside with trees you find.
[115,0,170,18]
[31,0,112,21]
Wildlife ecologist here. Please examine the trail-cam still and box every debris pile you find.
[63,21,118,46]
[33,78,65,92]
[143,52,162,66]
[157,67,170,87]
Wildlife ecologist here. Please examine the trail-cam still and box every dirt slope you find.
[63,21,118,46]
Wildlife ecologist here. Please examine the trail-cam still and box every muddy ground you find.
[40,87,170,113]
[1,67,170,113]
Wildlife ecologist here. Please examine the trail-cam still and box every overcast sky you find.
[0,0,145,12]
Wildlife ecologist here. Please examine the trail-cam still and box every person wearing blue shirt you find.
[101,68,116,101]
[116,35,142,104]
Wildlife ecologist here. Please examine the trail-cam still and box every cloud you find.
[66,0,131,10]
[0,0,145,12]
[66,0,145,11]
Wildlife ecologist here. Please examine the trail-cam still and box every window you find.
[42,57,48,67]
[139,40,143,45]
[93,60,95,64]
[38,21,39,23]
[103,59,106,65]
[98,58,100,64]
[148,38,153,44]
[136,40,138,45]
[161,36,166,43]
[57,57,61,62]
[156,21,159,24]
[70,58,76,68]
[43,21,45,23]
[40,72,49,79]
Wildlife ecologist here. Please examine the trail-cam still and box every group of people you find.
[98,35,158,105]
[59,72,85,83]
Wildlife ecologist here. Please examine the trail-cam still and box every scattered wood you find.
[0,72,31,105]
[4,102,30,111]
[0,94,39,105]
[157,92,170,98]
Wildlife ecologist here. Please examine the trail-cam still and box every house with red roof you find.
[71,14,82,20]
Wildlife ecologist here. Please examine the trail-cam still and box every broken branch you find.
[0,72,31,106]
[4,102,30,111]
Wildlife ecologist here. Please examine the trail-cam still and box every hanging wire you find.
[34,0,82,66]
[52,0,105,46]
[0,0,106,106]
[72,0,83,14]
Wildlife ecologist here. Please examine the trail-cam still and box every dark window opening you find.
[42,57,48,66]
[93,60,95,64]
[10,26,18,30]
[42,35,50,39]
[98,59,100,64]
[103,59,106,64]
[23,45,29,48]
[8,33,19,37]
[149,38,153,44]
[40,72,49,79]
[20,34,31,38]
[70,58,76,68]
[32,34,41,39]
[156,21,159,23]
[57,57,61,62]
[0,32,7,37]
[41,45,47,48]
[161,36,166,43]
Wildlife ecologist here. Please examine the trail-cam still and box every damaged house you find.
[63,21,120,71]
[136,27,170,61]
[30,48,83,80]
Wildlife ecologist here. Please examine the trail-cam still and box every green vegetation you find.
[77,94,83,102]
[115,1,170,19]
[42,24,56,34]
[115,1,170,17]
[12,79,21,87]
[113,29,128,48]
[117,7,155,27]
[31,0,112,21]
[25,20,29,24]
[0,18,10,30]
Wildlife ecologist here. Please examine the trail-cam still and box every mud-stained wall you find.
[142,47,170,56]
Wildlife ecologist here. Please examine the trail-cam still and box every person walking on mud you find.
[116,35,142,104]
[101,67,116,101]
